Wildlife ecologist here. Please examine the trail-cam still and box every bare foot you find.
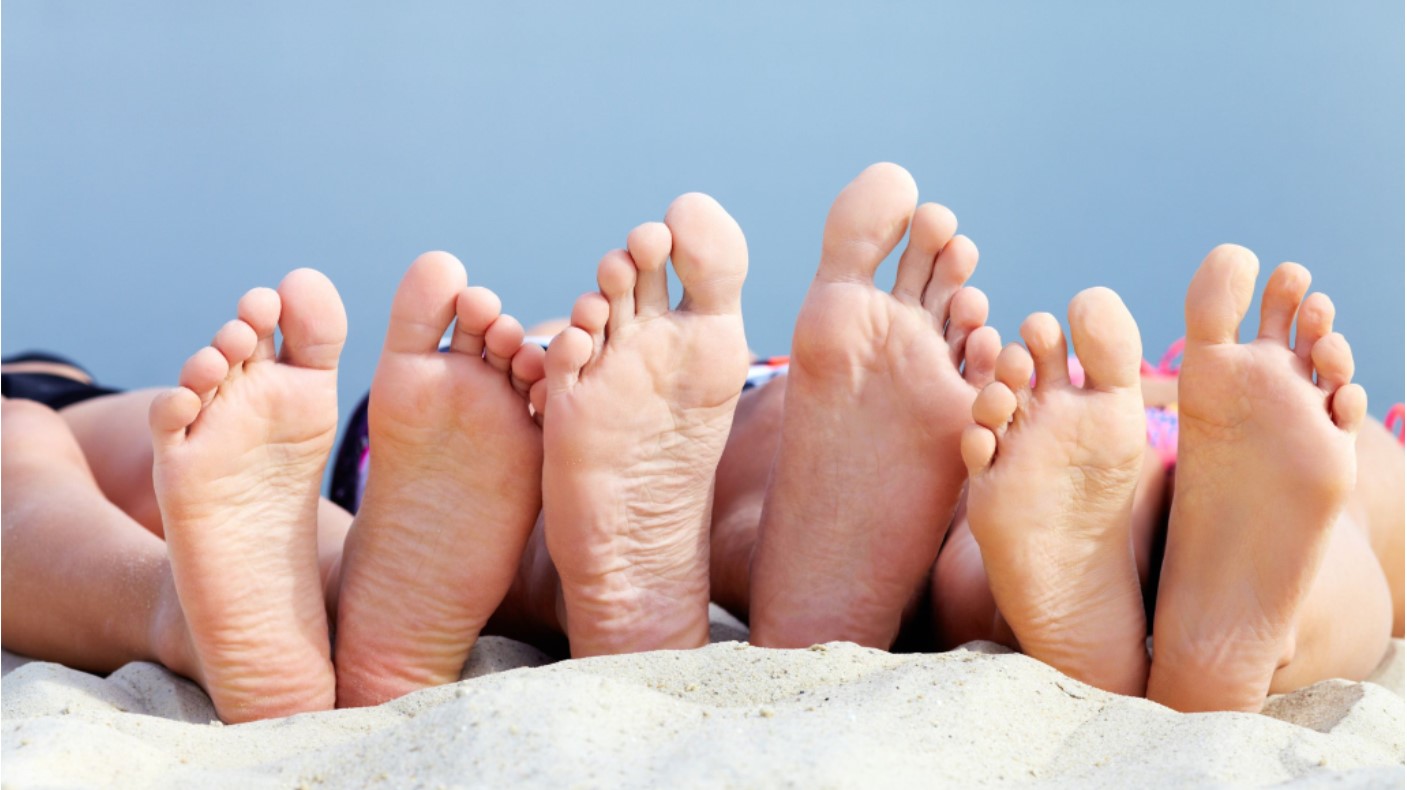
[961,288,1150,695]
[333,253,546,706]
[749,162,1000,649]
[535,194,749,657]
[149,270,346,723]
[1147,245,1368,712]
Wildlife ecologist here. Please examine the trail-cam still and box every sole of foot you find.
[748,162,1000,649]
[1147,244,1367,712]
[962,288,1150,696]
[535,193,749,657]
[333,252,546,707]
[150,269,345,723]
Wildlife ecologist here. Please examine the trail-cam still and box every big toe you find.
[817,162,918,284]
[276,269,347,371]
[1185,244,1259,347]
[384,252,469,355]
[1068,287,1143,390]
[665,193,748,315]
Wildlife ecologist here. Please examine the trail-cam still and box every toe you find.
[946,286,990,367]
[449,286,503,358]
[972,381,1018,431]
[665,193,748,316]
[544,326,595,394]
[570,292,610,356]
[1067,287,1143,391]
[923,235,980,324]
[1293,292,1335,365]
[892,203,958,302]
[510,343,547,398]
[1020,312,1070,390]
[627,222,672,317]
[994,343,1035,394]
[211,319,259,369]
[597,249,638,335]
[1256,262,1311,345]
[237,287,282,361]
[963,326,1002,388]
[385,252,469,355]
[484,314,526,373]
[817,162,918,285]
[1310,332,1355,395]
[178,346,230,406]
[276,268,347,371]
[1330,383,1368,434]
[149,387,203,445]
[961,424,999,477]
[1185,244,1259,347]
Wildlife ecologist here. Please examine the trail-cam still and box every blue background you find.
[4,3,1403,429]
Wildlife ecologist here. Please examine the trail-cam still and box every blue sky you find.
[4,2,1402,421]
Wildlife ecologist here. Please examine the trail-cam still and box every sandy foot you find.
[1148,245,1368,712]
[333,253,546,707]
[536,194,750,657]
[150,270,345,722]
[749,162,1000,649]
[962,288,1150,695]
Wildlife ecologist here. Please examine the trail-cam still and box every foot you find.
[149,270,346,723]
[748,162,1000,649]
[535,194,750,657]
[1147,245,1367,712]
[333,252,546,706]
[961,288,1150,695]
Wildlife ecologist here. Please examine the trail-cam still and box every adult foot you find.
[962,288,1150,695]
[1147,245,1367,712]
[535,194,749,657]
[150,270,346,723]
[749,162,1000,649]
[334,253,546,706]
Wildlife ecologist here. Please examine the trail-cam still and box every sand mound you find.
[3,609,1402,788]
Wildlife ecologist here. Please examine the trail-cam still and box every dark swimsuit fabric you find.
[1,352,121,411]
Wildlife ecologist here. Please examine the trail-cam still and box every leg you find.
[333,253,546,707]
[1147,246,1390,712]
[748,163,999,649]
[536,194,750,656]
[1350,420,1404,637]
[1,399,192,676]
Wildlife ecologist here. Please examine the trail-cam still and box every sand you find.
[3,607,1402,788]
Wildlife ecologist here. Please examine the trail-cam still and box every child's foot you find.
[535,194,749,657]
[1148,245,1367,712]
[748,163,1000,649]
[149,270,346,723]
[962,288,1150,695]
[334,253,546,706]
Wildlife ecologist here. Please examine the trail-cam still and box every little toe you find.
[385,252,469,355]
[816,162,918,285]
[945,286,990,367]
[211,320,259,369]
[665,192,748,316]
[1185,244,1259,347]
[1330,383,1368,434]
[1310,332,1355,395]
[510,343,547,398]
[597,250,638,334]
[961,424,999,477]
[994,342,1035,394]
[484,314,527,374]
[237,287,282,361]
[972,381,1018,431]
[627,222,672,317]
[1293,292,1335,365]
[924,235,980,324]
[1257,262,1311,345]
[892,203,958,302]
[963,326,1002,388]
[570,292,610,355]
[1020,312,1070,390]
[178,346,231,406]
[276,268,347,371]
[544,326,595,394]
[1067,287,1143,391]
[449,286,503,358]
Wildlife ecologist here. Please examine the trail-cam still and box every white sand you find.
[3,607,1402,788]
